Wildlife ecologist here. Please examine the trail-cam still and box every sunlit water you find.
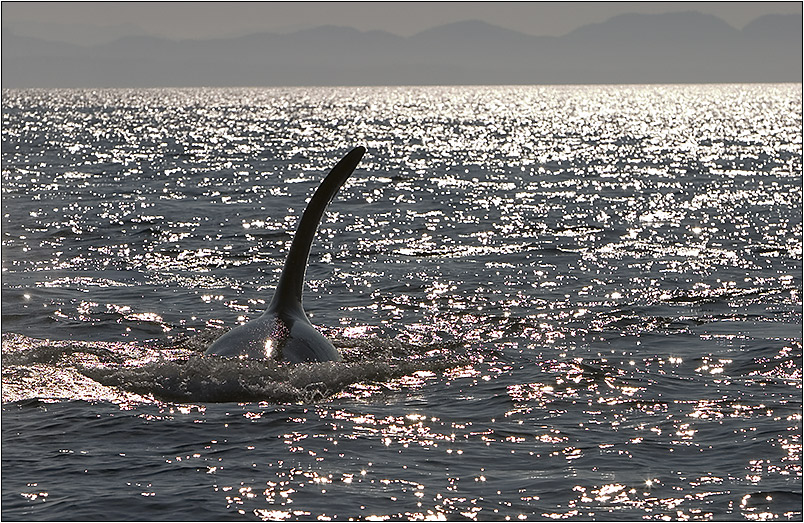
[2,85,801,521]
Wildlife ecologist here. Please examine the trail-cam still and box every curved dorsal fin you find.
[268,146,366,313]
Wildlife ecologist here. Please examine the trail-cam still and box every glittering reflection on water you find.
[2,85,801,520]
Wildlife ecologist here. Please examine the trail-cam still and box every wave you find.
[1,332,468,405]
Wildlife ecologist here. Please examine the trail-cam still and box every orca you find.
[205,147,366,363]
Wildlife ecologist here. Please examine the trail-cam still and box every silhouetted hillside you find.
[742,13,802,40]
[564,11,739,45]
[2,11,801,87]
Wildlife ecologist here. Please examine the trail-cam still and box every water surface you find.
[2,85,801,520]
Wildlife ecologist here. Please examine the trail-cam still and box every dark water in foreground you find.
[1,85,801,520]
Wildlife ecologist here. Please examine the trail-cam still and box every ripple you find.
[2,85,801,521]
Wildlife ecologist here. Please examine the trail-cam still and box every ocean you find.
[1,85,801,521]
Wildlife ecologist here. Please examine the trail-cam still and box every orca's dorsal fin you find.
[268,147,366,313]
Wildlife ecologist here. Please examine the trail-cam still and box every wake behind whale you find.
[205,147,366,363]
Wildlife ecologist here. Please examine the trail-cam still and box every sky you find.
[2,1,802,44]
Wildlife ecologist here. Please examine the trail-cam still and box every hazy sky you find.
[3,1,801,44]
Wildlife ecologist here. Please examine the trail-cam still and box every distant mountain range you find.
[2,11,801,88]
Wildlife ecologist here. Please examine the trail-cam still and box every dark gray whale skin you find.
[205,147,366,363]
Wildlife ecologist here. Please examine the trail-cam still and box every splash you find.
[2,331,468,405]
